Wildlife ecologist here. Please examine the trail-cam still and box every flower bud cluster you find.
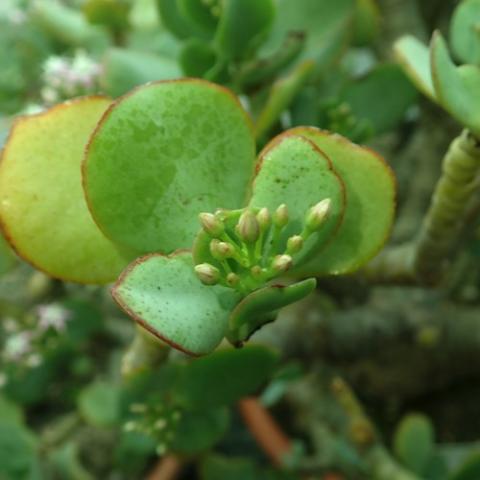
[194,198,332,293]
[123,400,182,456]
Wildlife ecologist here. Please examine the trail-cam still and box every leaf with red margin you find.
[248,134,346,268]
[112,251,240,356]
[287,127,396,275]
[0,97,132,284]
[84,79,256,254]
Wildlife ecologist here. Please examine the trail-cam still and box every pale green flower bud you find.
[287,235,303,254]
[226,272,240,287]
[210,239,235,260]
[272,254,293,273]
[250,265,263,278]
[305,199,331,231]
[194,263,220,285]
[273,204,289,227]
[236,210,260,244]
[199,212,224,237]
[256,207,271,231]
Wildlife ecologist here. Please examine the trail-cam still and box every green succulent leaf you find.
[78,381,121,428]
[393,413,435,475]
[352,0,381,46]
[0,97,131,284]
[85,79,255,254]
[32,0,109,52]
[0,422,39,480]
[262,0,355,77]
[179,39,217,77]
[287,128,396,275]
[431,31,480,137]
[112,251,240,356]
[215,0,275,60]
[170,407,230,454]
[101,48,181,98]
[175,346,279,409]
[178,0,219,34]
[450,0,480,66]
[340,63,418,134]
[226,279,317,345]
[249,134,345,262]
[83,0,131,32]
[394,35,436,101]
[157,0,208,39]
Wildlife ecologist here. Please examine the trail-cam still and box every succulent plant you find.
[0,78,395,355]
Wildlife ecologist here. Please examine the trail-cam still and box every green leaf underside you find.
[394,35,436,101]
[287,128,395,275]
[450,0,480,66]
[112,251,239,356]
[0,97,131,284]
[227,279,317,344]
[85,79,256,253]
[175,346,279,409]
[431,32,480,138]
[248,134,345,266]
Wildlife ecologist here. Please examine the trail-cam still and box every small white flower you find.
[4,331,32,361]
[37,304,72,332]
[0,373,7,388]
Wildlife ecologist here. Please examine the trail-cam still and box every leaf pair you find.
[394,0,480,136]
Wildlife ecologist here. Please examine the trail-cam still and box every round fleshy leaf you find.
[226,278,317,345]
[431,31,480,138]
[394,35,436,101]
[450,0,480,66]
[248,134,345,265]
[112,251,240,356]
[0,97,131,284]
[287,127,396,275]
[84,79,256,254]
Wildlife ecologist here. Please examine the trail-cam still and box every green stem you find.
[414,129,480,284]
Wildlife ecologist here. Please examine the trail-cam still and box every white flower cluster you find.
[0,303,72,388]
[41,50,103,105]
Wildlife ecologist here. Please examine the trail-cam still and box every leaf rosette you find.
[0,79,395,355]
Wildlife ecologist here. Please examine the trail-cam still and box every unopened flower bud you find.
[250,265,263,278]
[305,199,331,231]
[287,235,303,254]
[226,272,240,287]
[273,204,289,227]
[272,254,293,273]
[199,212,224,237]
[194,263,220,285]
[210,239,234,260]
[236,210,260,244]
[257,207,271,231]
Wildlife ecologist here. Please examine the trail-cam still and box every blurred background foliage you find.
[2,0,480,479]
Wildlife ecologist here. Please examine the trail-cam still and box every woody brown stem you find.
[238,397,292,467]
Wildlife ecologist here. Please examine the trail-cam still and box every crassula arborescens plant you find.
[0,79,395,355]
